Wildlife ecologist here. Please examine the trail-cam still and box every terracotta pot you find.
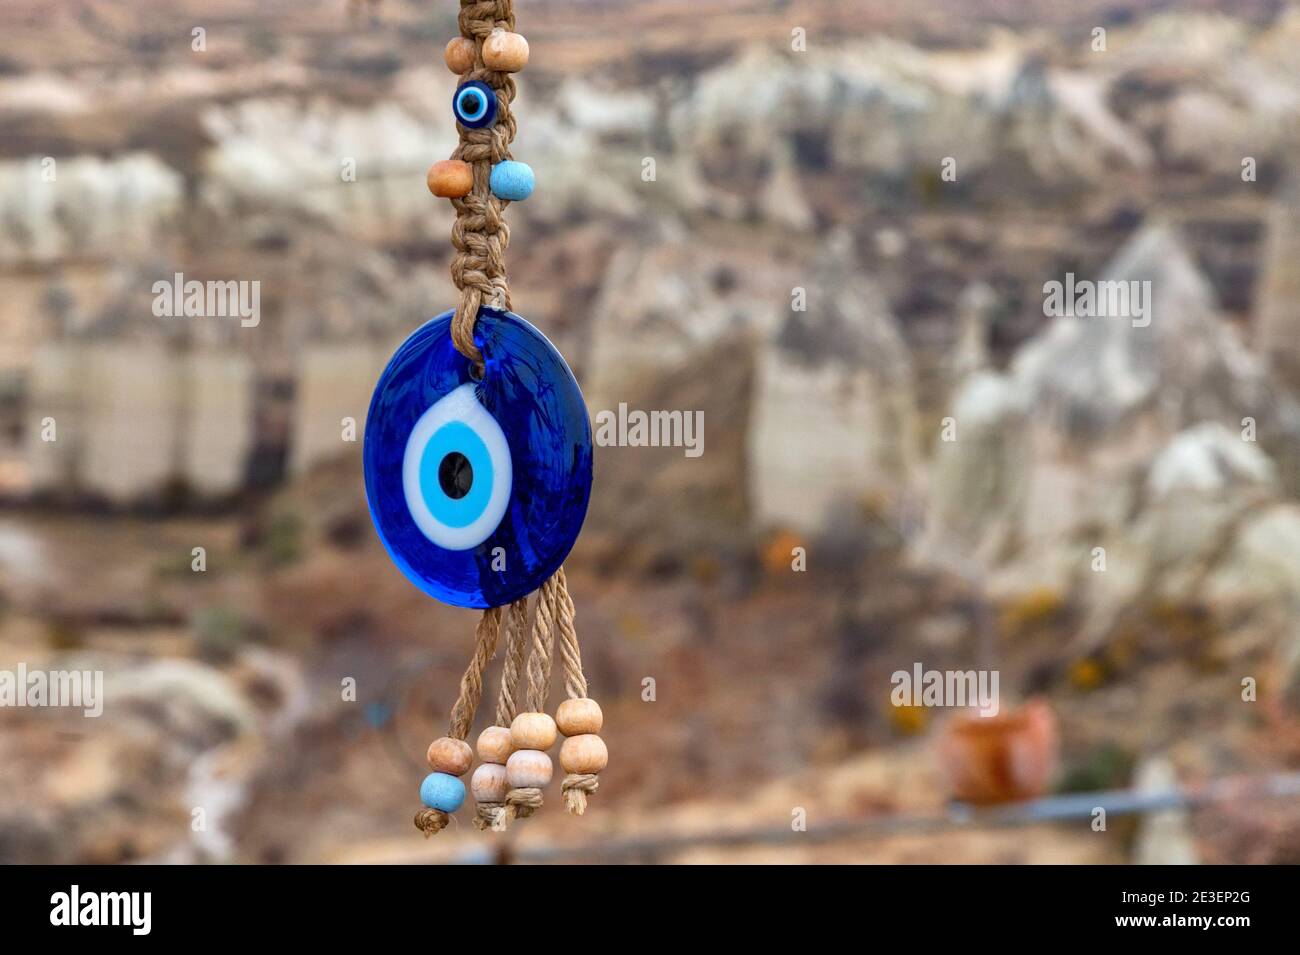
[938,699,1058,804]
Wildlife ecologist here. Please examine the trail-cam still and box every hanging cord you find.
[449,0,519,371]
[420,0,516,837]
[472,596,530,831]
[415,606,503,836]
[555,568,585,701]
[496,596,531,728]
[524,573,559,713]
[553,567,601,814]
[503,571,560,821]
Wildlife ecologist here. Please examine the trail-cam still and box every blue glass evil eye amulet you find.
[364,307,593,609]
[453,81,497,129]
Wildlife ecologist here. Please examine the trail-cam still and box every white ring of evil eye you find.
[402,383,512,551]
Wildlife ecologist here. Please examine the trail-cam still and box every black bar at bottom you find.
[0,864,1281,940]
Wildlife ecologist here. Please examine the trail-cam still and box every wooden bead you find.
[482,30,529,73]
[556,698,603,736]
[471,762,510,803]
[510,711,557,751]
[506,749,553,788]
[559,734,608,774]
[426,736,473,776]
[444,36,477,75]
[476,725,514,764]
[427,159,473,199]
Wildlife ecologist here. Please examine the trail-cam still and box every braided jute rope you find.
[555,567,585,701]
[503,571,561,822]
[496,596,531,728]
[416,606,503,836]
[450,0,519,369]
[417,0,519,840]
[474,595,530,831]
[553,567,599,814]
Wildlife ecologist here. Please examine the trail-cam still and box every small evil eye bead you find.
[419,771,466,813]
[490,160,534,201]
[453,80,497,129]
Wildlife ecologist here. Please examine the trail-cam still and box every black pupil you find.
[464,92,481,114]
[438,452,473,499]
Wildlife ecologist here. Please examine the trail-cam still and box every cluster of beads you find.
[427,29,534,204]
[430,702,606,831]
[416,736,473,831]
[557,698,606,814]
[470,725,513,811]
[444,31,529,75]
[504,711,556,818]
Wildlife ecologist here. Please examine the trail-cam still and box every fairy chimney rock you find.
[748,230,919,535]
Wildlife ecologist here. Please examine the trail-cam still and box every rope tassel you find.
[497,570,607,824]
[471,596,529,831]
[416,606,503,836]
[503,573,562,823]
[416,569,605,833]
[553,568,605,815]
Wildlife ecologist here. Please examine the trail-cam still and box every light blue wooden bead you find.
[420,771,466,812]
[490,161,534,201]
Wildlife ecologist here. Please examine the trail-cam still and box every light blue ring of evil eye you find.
[490,160,534,201]
[402,383,513,551]
[418,422,493,529]
[453,80,497,129]
[420,772,466,813]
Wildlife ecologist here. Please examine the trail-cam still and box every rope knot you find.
[561,773,599,816]
[473,803,508,831]
[505,786,544,819]
[414,808,450,837]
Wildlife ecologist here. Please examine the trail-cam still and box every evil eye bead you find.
[401,382,512,551]
[419,771,466,813]
[490,160,534,202]
[453,80,497,129]
[364,307,593,609]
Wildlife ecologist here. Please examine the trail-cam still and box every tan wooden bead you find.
[426,736,473,776]
[476,725,514,765]
[444,36,477,75]
[471,762,511,803]
[482,30,529,73]
[427,159,473,199]
[506,749,553,788]
[556,697,603,736]
[510,711,557,751]
[559,734,608,775]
